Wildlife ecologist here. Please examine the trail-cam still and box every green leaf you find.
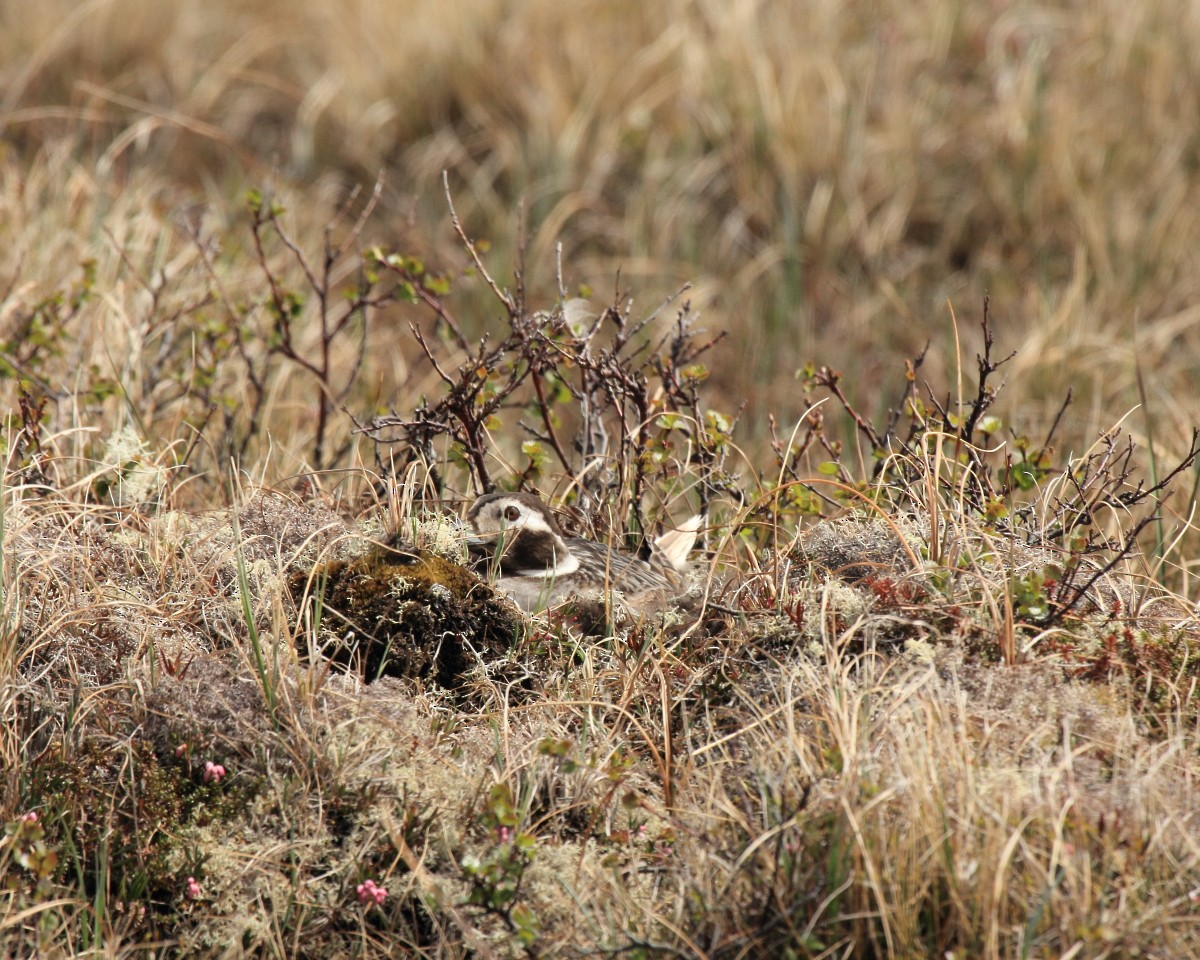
[422,274,451,296]
[521,441,548,468]
[515,832,537,853]
[704,410,730,434]
[1008,461,1040,491]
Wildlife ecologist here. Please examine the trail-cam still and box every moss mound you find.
[289,536,521,687]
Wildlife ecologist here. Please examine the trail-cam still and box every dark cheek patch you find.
[466,541,493,570]
[495,528,558,573]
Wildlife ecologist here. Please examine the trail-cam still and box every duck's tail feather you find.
[653,513,703,572]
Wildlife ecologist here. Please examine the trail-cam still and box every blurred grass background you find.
[2,0,1199,479]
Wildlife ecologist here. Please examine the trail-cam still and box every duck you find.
[465,491,700,617]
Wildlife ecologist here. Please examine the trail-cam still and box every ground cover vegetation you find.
[2,1,1200,957]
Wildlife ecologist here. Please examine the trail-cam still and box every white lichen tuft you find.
[100,424,168,505]
[406,515,470,563]
[904,637,937,663]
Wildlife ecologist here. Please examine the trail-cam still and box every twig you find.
[443,170,514,314]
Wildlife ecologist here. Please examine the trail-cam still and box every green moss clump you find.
[289,538,521,686]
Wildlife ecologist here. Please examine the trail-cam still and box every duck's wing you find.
[565,537,674,593]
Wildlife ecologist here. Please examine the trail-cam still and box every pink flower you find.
[356,879,388,906]
[19,811,38,823]
[175,743,189,758]
[496,825,513,844]
[203,762,227,784]
[185,876,201,900]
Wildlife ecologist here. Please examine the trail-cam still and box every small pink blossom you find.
[185,876,201,900]
[203,761,227,784]
[19,811,38,823]
[495,825,513,844]
[357,879,388,906]
[175,743,189,758]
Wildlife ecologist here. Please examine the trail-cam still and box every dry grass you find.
[5,0,1200,442]
[2,467,1198,957]
[3,1,1200,957]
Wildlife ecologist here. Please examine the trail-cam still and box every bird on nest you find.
[465,491,701,618]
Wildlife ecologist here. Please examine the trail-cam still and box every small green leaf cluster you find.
[461,783,540,947]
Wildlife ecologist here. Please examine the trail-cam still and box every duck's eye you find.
[504,505,521,522]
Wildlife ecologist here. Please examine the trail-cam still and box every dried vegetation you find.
[3,2,1200,958]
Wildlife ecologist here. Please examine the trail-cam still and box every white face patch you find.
[471,500,555,539]
[470,497,578,577]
